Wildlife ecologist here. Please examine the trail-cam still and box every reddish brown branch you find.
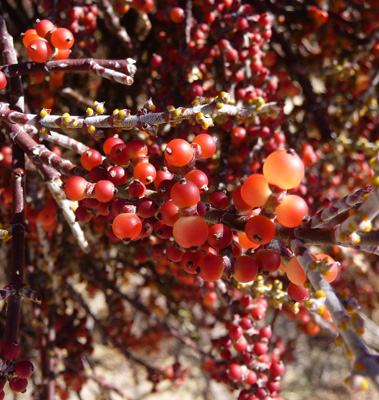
[0,10,26,343]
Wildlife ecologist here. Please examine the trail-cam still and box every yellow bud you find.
[334,335,343,346]
[87,125,96,133]
[315,290,325,298]
[347,223,357,233]
[40,109,47,117]
[86,108,94,116]
[173,109,180,117]
[371,176,379,186]
[317,305,325,315]
[339,232,348,242]
[216,103,223,109]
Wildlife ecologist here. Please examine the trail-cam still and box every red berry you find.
[9,378,28,393]
[170,7,185,23]
[233,255,258,283]
[81,149,102,171]
[27,39,53,63]
[256,249,281,273]
[64,176,88,201]
[103,137,124,154]
[35,19,55,38]
[198,254,224,282]
[171,179,200,208]
[51,28,75,50]
[263,149,305,190]
[192,134,217,159]
[112,213,142,241]
[245,215,276,245]
[0,71,7,91]
[227,363,242,381]
[15,360,34,378]
[165,139,193,167]
[207,224,233,249]
[228,324,243,340]
[173,216,209,248]
[133,162,156,185]
[22,29,40,47]
[1,340,20,360]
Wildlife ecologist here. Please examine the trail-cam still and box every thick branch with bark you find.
[290,239,379,391]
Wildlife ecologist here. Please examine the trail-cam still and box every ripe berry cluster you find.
[0,340,34,396]
[23,19,74,63]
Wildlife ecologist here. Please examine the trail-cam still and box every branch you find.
[333,187,379,246]
[0,9,25,343]
[290,239,379,391]
[1,120,85,177]
[311,186,374,228]
[0,98,276,133]
[1,58,136,85]
[98,0,132,49]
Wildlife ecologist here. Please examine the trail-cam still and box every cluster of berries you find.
[22,19,74,63]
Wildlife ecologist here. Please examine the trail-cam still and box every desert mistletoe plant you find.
[0,0,378,399]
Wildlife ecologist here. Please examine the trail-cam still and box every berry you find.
[171,179,200,208]
[256,249,281,273]
[103,137,124,154]
[9,378,28,393]
[245,215,276,245]
[170,7,185,23]
[35,19,55,38]
[27,39,53,63]
[198,254,224,282]
[112,213,142,241]
[1,340,20,360]
[125,139,148,160]
[181,249,203,274]
[110,143,130,165]
[233,255,258,283]
[287,282,310,302]
[275,195,308,228]
[173,216,209,248]
[286,257,306,286]
[51,28,75,50]
[207,224,233,249]
[64,176,88,201]
[22,29,40,47]
[0,71,7,91]
[263,149,305,190]
[227,363,242,381]
[192,134,217,159]
[15,360,34,379]
[81,149,102,171]
[185,169,209,191]
[228,324,243,340]
[165,139,193,167]
[241,174,271,208]
[94,180,115,203]
[133,162,157,185]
